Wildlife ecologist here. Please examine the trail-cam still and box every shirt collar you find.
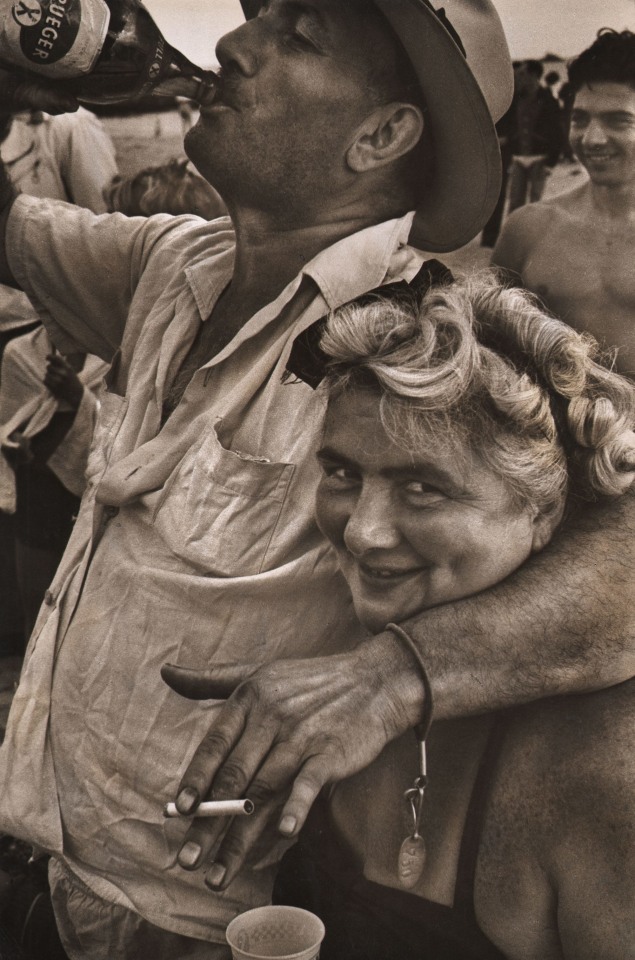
[184,218,235,320]
[184,211,421,321]
[302,211,419,310]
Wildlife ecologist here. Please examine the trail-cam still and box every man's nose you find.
[343,484,401,556]
[581,118,608,146]
[215,18,264,77]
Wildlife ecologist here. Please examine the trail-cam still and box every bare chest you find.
[522,223,635,370]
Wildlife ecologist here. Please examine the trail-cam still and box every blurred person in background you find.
[479,62,524,248]
[493,30,635,376]
[544,69,562,97]
[0,335,108,643]
[506,59,563,213]
[0,106,117,356]
[104,158,226,220]
[0,105,117,656]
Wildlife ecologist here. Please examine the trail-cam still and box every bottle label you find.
[0,0,109,78]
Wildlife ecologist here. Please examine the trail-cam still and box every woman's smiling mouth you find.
[356,560,427,586]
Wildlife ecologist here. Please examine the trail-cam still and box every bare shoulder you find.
[483,680,635,871]
[480,684,635,957]
[491,202,559,277]
[491,186,588,277]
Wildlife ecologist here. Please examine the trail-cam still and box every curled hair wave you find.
[321,273,635,515]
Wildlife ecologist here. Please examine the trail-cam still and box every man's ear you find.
[346,103,424,173]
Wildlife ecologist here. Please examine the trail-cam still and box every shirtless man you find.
[493,30,635,376]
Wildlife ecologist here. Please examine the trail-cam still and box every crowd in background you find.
[481,57,575,247]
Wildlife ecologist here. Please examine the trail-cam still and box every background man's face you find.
[569,81,635,187]
[185,0,404,218]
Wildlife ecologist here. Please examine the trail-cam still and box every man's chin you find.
[183,124,201,168]
[183,126,221,192]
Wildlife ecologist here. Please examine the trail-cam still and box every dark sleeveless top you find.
[273,716,509,960]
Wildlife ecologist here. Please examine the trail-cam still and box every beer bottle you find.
[0,0,217,104]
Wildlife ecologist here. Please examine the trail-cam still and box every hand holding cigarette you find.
[164,799,254,818]
[161,647,408,892]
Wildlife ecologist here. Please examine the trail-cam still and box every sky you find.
[146,0,635,67]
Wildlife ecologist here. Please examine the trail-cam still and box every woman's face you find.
[316,388,547,633]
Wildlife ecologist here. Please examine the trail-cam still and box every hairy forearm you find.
[0,160,18,288]
[388,489,635,721]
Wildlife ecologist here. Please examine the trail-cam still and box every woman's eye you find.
[402,480,444,503]
[321,465,358,486]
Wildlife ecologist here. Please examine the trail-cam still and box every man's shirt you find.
[0,196,423,942]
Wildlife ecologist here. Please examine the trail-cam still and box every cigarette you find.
[163,799,254,818]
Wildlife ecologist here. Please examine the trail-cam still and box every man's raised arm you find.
[163,486,634,890]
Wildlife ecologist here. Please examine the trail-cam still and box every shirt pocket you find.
[155,423,296,577]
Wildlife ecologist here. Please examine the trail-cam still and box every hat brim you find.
[374,0,502,252]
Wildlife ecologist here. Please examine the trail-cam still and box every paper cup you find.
[226,905,325,960]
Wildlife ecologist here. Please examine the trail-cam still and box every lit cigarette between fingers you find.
[163,799,254,818]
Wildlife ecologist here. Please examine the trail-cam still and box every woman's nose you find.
[343,485,401,556]
[215,19,262,77]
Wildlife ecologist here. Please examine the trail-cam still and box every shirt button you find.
[43,590,56,607]
[103,505,119,520]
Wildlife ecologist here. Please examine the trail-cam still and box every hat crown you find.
[425,0,513,121]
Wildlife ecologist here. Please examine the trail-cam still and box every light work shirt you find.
[0,196,423,943]
[0,108,118,333]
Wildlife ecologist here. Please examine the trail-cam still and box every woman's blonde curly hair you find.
[320,272,635,518]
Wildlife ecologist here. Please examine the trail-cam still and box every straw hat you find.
[239,0,514,252]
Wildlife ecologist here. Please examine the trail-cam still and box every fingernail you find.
[178,841,202,869]
[205,863,226,888]
[279,815,297,836]
[176,787,199,815]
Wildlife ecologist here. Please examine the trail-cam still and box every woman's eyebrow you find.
[382,462,466,494]
[316,446,357,466]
